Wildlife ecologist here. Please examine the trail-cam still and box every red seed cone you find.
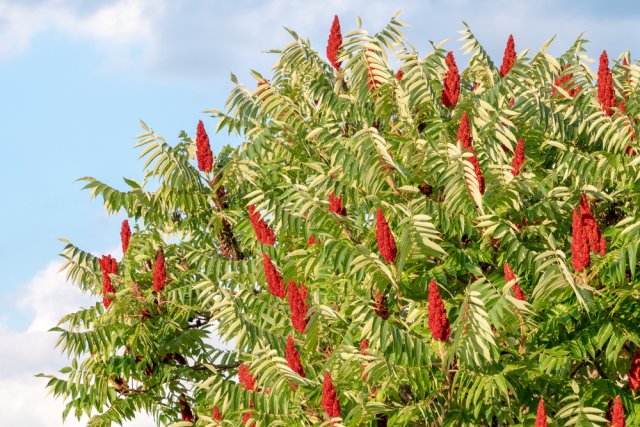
[375,209,397,263]
[322,371,341,421]
[553,64,582,97]
[571,207,590,273]
[579,194,605,256]
[196,120,213,173]
[534,398,547,427]
[504,262,526,301]
[458,112,485,194]
[152,250,166,293]
[179,395,195,422]
[326,15,342,70]
[629,350,640,391]
[238,362,256,391]
[360,339,369,354]
[428,279,450,342]
[288,280,309,334]
[395,69,404,80]
[373,291,391,320]
[262,253,285,299]
[248,205,276,245]
[328,192,347,216]
[307,235,316,247]
[441,51,460,108]
[99,255,118,308]
[611,395,626,427]
[120,219,131,253]
[500,34,516,77]
[512,138,525,176]
[598,51,617,116]
[285,335,305,379]
[212,405,222,421]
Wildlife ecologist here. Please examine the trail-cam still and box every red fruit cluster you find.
[262,253,285,299]
[375,209,397,263]
[243,400,255,427]
[238,362,256,391]
[572,195,606,272]
[552,65,581,97]
[580,195,606,255]
[504,262,526,301]
[329,192,347,216]
[288,280,309,334]
[285,335,305,379]
[322,371,341,421]
[212,405,222,421]
[179,395,194,422]
[534,398,547,427]
[196,120,213,173]
[360,339,369,354]
[629,350,640,391]
[598,51,617,116]
[326,15,342,70]
[153,250,166,293]
[511,138,525,176]
[99,255,118,308]
[428,279,450,342]
[441,51,460,108]
[611,395,626,427]
[248,205,276,245]
[458,112,485,194]
[373,291,390,320]
[500,35,516,77]
[395,69,404,80]
[307,235,316,247]
[120,219,131,253]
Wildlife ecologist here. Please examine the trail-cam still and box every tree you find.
[41,13,640,426]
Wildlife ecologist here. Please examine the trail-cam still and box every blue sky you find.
[0,0,638,425]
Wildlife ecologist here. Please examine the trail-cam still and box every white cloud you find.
[0,260,154,426]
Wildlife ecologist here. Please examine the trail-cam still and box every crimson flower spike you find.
[322,371,341,423]
[288,280,309,334]
[212,405,222,421]
[248,205,276,245]
[571,207,590,273]
[597,50,617,116]
[428,279,450,342]
[326,15,342,70]
[534,398,547,427]
[504,262,526,301]
[500,34,516,77]
[512,138,525,176]
[196,120,213,173]
[120,219,131,253]
[262,253,286,299]
[458,112,485,194]
[611,395,626,427]
[238,362,256,391]
[441,51,460,108]
[99,255,118,308]
[328,192,347,216]
[152,250,166,293]
[285,335,305,383]
[375,209,397,263]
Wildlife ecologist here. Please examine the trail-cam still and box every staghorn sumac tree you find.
[42,12,640,427]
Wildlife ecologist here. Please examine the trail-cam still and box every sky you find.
[0,0,638,425]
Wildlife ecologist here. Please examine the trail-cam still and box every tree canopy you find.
[42,13,640,427]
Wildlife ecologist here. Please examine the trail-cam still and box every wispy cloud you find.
[1,0,638,84]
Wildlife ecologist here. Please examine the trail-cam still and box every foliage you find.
[42,12,640,426]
